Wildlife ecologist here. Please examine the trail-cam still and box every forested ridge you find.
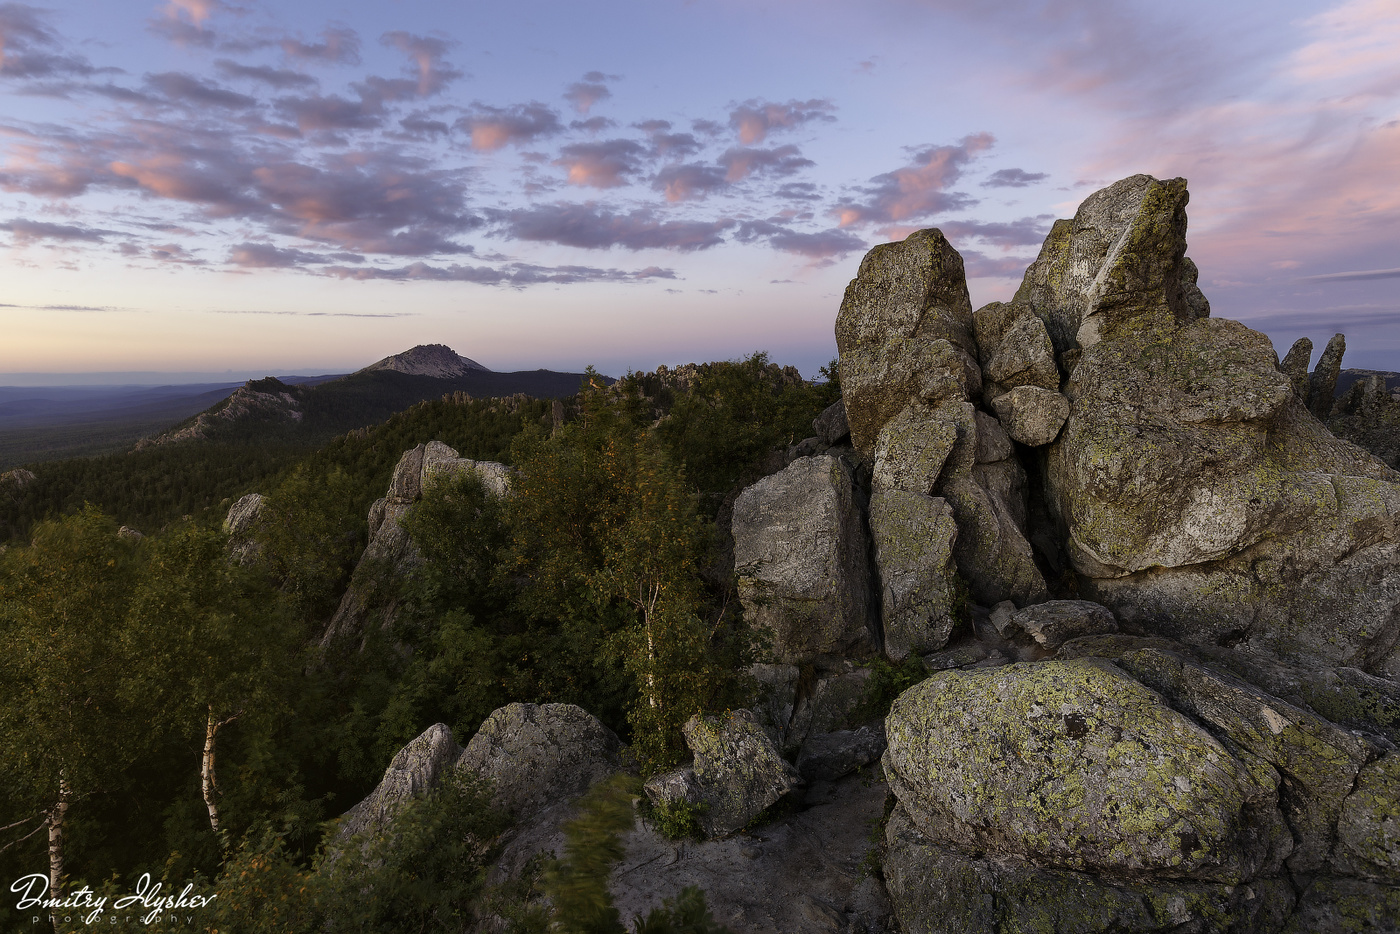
[0,354,837,932]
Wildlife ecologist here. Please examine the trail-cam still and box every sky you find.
[0,0,1398,383]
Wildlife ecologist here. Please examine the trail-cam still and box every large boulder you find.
[882,658,1291,883]
[732,455,874,663]
[868,489,961,661]
[457,702,622,820]
[834,228,979,455]
[883,806,1296,934]
[1333,752,1400,883]
[1019,174,1400,677]
[338,723,462,838]
[1117,648,1377,873]
[644,709,802,838]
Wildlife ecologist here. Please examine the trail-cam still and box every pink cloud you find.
[728,99,835,145]
[552,139,647,188]
[456,102,562,150]
[834,133,994,227]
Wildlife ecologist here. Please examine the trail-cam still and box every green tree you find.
[120,523,304,851]
[0,509,144,894]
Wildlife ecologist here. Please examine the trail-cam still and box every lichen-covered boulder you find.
[338,723,463,838]
[458,702,622,820]
[870,402,958,495]
[1118,648,1376,873]
[998,600,1117,650]
[835,228,980,455]
[1333,753,1400,882]
[883,807,1295,934]
[972,300,1060,404]
[883,658,1290,883]
[732,454,873,664]
[990,384,1070,447]
[869,489,961,661]
[644,710,802,837]
[1019,174,1400,677]
[1282,875,1400,934]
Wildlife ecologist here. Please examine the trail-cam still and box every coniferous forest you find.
[0,354,838,932]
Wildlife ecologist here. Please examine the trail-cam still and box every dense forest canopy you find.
[0,353,837,931]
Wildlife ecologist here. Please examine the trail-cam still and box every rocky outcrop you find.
[732,455,873,664]
[457,702,622,820]
[0,467,37,491]
[868,490,961,661]
[140,377,304,447]
[989,174,1400,678]
[320,440,509,651]
[883,659,1291,883]
[644,710,802,838]
[812,399,850,446]
[993,599,1118,651]
[223,492,266,564]
[1328,371,1400,469]
[338,722,462,839]
[837,231,1047,609]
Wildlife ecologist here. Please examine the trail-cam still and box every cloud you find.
[960,248,1034,279]
[635,120,702,159]
[728,98,836,144]
[381,31,461,96]
[397,112,450,138]
[833,133,994,227]
[718,144,813,181]
[938,215,1054,248]
[652,163,728,202]
[1236,304,1400,333]
[553,138,647,188]
[146,72,257,109]
[456,102,562,150]
[1,218,110,241]
[275,93,379,132]
[227,242,334,267]
[491,203,733,251]
[162,0,226,27]
[148,242,204,264]
[0,3,101,79]
[213,59,317,90]
[564,74,613,114]
[983,167,1048,188]
[213,308,412,317]
[570,115,615,133]
[321,259,676,286]
[1299,267,1400,283]
[736,219,866,259]
[280,27,361,65]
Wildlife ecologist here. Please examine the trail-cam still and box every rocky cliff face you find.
[139,377,304,447]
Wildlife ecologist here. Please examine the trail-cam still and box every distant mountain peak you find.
[360,344,491,378]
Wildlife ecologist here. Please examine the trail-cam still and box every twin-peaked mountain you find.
[140,344,595,447]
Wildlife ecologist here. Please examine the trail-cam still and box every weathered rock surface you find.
[458,702,622,820]
[732,455,873,664]
[1310,333,1347,419]
[883,658,1290,883]
[972,300,1060,404]
[835,228,979,455]
[1117,648,1376,873]
[989,384,1070,447]
[338,722,462,838]
[223,492,266,564]
[1333,753,1400,882]
[812,399,850,446]
[869,489,961,661]
[644,710,802,838]
[1283,875,1400,933]
[997,599,1118,650]
[1329,371,1400,469]
[883,806,1295,934]
[320,441,510,651]
[796,723,886,782]
[1004,174,1400,677]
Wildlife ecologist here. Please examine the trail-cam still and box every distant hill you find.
[1335,368,1400,395]
[137,344,598,448]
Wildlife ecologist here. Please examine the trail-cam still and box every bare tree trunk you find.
[48,773,69,933]
[202,707,239,848]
